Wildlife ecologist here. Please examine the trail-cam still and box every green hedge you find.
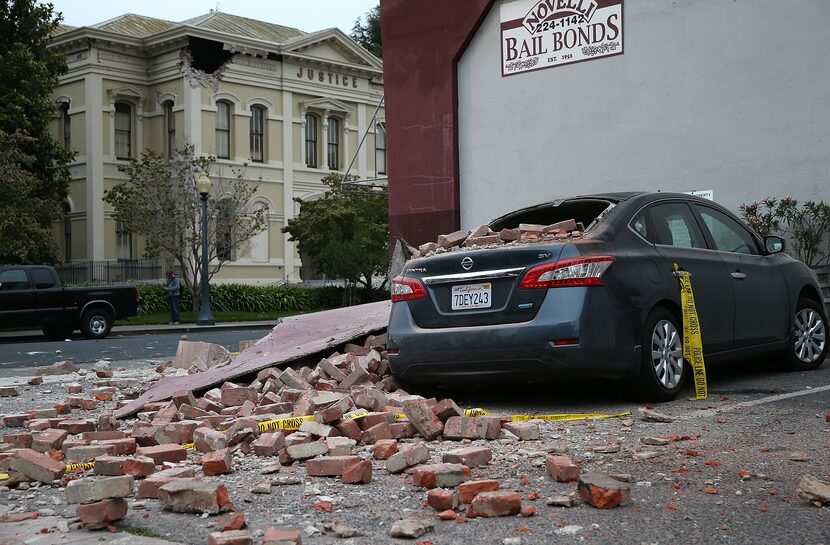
[134,283,388,314]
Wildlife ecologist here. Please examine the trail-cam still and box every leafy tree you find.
[739,196,830,267]
[0,131,61,263]
[283,173,388,299]
[350,3,381,58]
[103,145,267,309]
[0,0,72,264]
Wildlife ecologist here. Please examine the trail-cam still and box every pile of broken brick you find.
[409,218,585,259]
[2,336,829,545]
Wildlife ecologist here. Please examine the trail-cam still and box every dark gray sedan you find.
[387,192,828,401]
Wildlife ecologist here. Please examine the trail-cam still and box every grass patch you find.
[116,309,314,326]
[115,523,164,538]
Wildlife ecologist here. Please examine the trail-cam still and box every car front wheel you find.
[81,308,112,339]
[636,307,685,402]
[779,298,828,371]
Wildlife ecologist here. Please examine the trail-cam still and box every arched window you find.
[215,101,231,159]
[250,202,269,262]
[60,103,71,151]
[375,121,386,175]
[114,102,132,159]
[305,113,318,168]
[250,105,264,162]
[327,117,339,170]
[164,101,175,158]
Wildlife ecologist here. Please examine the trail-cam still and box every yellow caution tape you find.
[258,414,316,432]
[65,462,95,472]
[341,410,371,421]
[181,443,195,450]
[395,407,629,422]
[675,265,708,400]
[509,411,632,422]
[463,408,630,421]
[0,461,97,480]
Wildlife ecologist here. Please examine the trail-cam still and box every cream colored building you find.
[47,11,385,283]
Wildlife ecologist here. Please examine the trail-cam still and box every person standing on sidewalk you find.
[165,270,181,324]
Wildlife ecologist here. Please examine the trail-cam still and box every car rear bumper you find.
[387,287,641,384]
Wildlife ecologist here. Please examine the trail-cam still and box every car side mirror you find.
[765,235,785,254]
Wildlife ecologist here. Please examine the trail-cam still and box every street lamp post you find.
[196,173,215,326]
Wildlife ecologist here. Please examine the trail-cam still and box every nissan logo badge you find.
[461,257,474,271]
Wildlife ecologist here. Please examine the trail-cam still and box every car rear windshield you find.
[488,199,613,232]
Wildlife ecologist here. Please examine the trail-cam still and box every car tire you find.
[636,307,686,402]
[778,298,828,371]
[80,308,112,339]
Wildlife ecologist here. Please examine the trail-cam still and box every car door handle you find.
[731,272,747,280]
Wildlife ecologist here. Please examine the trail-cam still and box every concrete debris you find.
[323,521,361,538]
[639,407,676,423]
[577,471,632,509]
[158,480,233,514]
[415,218,584,258]
[116,301,391,418]
[389,518,433,539]
[546,492,578,507]
[174,340,232,371]
[34,360,80,375]
[797,475,830,506]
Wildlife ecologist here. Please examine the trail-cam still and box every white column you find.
[85,73,105,260]
[282,91,295,281]
[183,82,203,154]
[357,103,367,178]
[342,114,350,174]
[299,108,306,167]
[321,111,329,169]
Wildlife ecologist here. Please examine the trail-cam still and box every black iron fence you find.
[55,259,179,285]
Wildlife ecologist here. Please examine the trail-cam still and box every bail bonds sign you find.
[501,0,623,76]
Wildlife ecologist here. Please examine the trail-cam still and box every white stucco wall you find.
[458,0,830,228]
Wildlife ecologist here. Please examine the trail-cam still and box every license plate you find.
[451,283,492,310]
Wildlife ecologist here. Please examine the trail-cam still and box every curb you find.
[0,321,275,343]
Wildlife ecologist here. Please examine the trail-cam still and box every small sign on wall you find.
[686,190,714,201]
[500,0,624,76]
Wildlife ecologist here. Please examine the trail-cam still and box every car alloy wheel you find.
[793,308,826,363]
[651,319,683,389]
[89,315,107,336]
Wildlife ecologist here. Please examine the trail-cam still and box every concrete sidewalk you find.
[0,515,182,544]
[0,321,277,343]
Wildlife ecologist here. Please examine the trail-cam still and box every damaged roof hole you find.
[188,36,234,73]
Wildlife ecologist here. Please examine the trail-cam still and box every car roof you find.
[487,191,728,227]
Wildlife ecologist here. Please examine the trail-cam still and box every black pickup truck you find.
[0,265,140,339]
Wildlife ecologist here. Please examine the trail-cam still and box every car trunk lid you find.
[403,244,566,328]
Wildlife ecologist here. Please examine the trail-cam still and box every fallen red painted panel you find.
[115,301,391,419]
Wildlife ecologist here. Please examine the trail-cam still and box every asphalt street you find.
[0,330,826,544]
[0,329,272,369]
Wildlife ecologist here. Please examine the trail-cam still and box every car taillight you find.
[391,276,427,302]
[519,256,614,289]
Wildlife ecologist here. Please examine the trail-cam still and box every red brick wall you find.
[381,0,494,246]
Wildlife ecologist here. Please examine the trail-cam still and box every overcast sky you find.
[46,0,378,34]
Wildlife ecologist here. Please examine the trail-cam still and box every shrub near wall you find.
[134,283,388,314]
